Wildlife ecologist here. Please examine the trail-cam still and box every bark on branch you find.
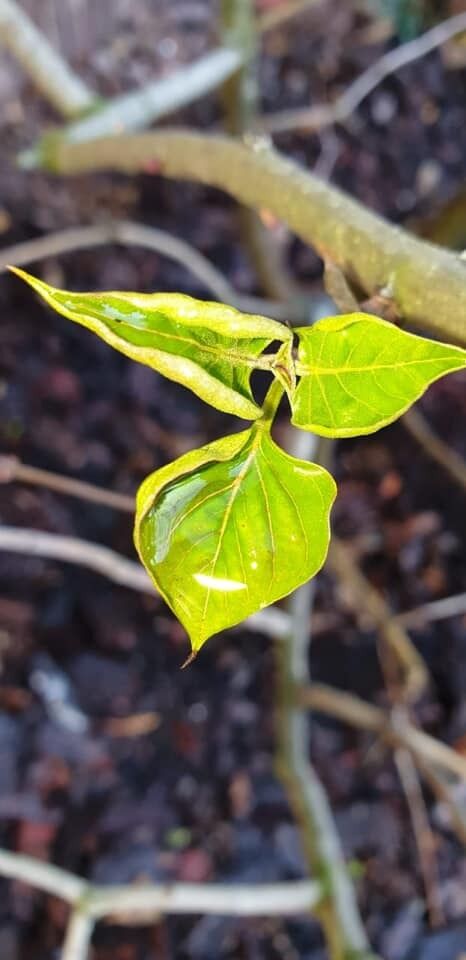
[30,130,466,346]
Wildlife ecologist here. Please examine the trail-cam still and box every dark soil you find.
[0,2,465,958]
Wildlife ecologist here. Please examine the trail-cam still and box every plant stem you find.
[220,0,295,302]
[62,909,94,960]
[0,219,302,323]
[275,428,377,960]
[0,525,290,639]
[261,12,466,134]
[0,848,323,918]
[33,130,466,346]
[56,48,242,144]
[261,378,285,425]
[0,0,96,118]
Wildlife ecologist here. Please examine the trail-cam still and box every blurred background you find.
[0,1,466,958]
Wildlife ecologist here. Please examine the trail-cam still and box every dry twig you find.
[402,407,466,494]
[0,220,296,323]
[260,12,466,134]
[257,0,322,33]
[392,720,444,926]
[0,525,290,640]
[397,593,466,629]
[0,454,134,512]
[302,684,466,782]
[328,539,428,701]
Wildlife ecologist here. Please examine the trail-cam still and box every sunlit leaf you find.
[10,267,291,420]
[292,313,466,437]
[135,425,336,651]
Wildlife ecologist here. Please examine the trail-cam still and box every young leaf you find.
[292,313,466,437]
[135,424,336,652]
[10,267,291,420]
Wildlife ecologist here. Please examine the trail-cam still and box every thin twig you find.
[376,620,443,931]
[402,407,466,494]
[0,220,296,323]
[393,729,444,926]
[0,849,87,901]
[0,455,134,512]
[304,680,466,850]
[328,539,428,701]
[397,593,466,629]
[0,848,322,918]
[3,453,465,637]
[0,525,290,639]
[0,0,96,118]
[0,525,153,591]
[258,0,322,33]
[33,130,466,346]
[260,12,466,133]
[302,684,466,782]
[413,757,466,847]
[87,879,322,920]
[61,909,94,960]
[55,47,242,145]
[221,0,296,303]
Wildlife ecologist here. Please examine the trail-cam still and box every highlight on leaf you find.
[9,266,291,421]
[134,423,336,652]
[291,313,466,437]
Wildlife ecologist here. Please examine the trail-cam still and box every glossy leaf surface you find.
[11,267,291,420]
[292,313,466,437]
[135,425,336,651]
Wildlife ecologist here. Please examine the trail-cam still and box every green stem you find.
[33,130,466,346]
[261,377,285,425]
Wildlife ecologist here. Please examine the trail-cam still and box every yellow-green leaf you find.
[292,313,466,437]
[10,267,291,420]
[135,425,336,652]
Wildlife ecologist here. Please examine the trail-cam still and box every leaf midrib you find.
[297,355,464,376]
[199,429,265,631]
[73,305,276,371]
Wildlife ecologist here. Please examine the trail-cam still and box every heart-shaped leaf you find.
[292,313,466,437]
[135,425,336,651]
[10,267,291,420]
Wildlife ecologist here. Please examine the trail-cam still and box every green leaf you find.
[10,267,291,420]
[135,424,336,652]
[292,313,466,437]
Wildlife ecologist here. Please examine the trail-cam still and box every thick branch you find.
[0,0,96,118]
[33,130,466,345]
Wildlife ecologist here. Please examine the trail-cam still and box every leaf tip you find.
[180,649,198,669]
[7,265,40,288]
